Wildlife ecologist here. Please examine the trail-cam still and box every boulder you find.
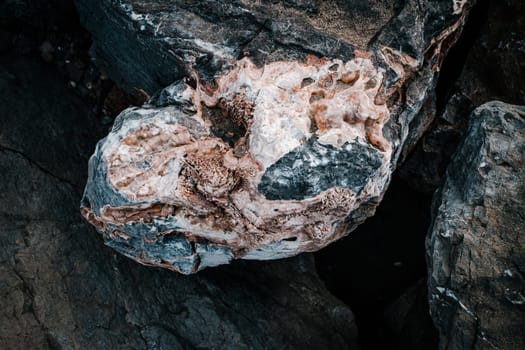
[427,101,525,349]
[0,54,358,350]
[77,0,478,272]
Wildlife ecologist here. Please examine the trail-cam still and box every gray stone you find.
[456,0,525,106]
[427,101,525,349]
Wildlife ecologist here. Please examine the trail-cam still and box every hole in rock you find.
[301,77,315,87]
[309,91,326,103]
[201,102,248,148]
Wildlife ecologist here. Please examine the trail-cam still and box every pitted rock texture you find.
[79,0,476,273]
[427,102,525,349]
[82,56,395,272]
[0,54,359,350]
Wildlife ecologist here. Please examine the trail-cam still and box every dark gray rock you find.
[456,0,525,106]
[0,55,359,349]
[259,138,383,200]
[427,101,525,349]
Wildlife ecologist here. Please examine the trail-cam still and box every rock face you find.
[399,0,525,194]
[427,102,525,349]
[398,93,474,194]
[0,53,359,349]
[78,0,477,273]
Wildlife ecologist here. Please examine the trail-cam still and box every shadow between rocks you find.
[315,176,438,350]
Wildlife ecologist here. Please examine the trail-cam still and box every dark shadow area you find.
[435,0,489,115]
[315,175,438,350]
[0,0,144,122]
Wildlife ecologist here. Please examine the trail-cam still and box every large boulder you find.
[426,101,525,349]
[77,0,478,273]
[0,55,358,350]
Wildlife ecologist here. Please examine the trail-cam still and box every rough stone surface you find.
[399,0,525,194]
[456,0,525,106]
[78,0,477,273]
[0,54,359,350]
[427,101,525,349]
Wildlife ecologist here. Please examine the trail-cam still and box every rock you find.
[399,0,525,194]
[456,0,525,106]
[0,54,359,350]
[426,101,525,349]
[383,279,439,350]
[398,93,474,194]
[78,0,477,273]
[74,0,400,94]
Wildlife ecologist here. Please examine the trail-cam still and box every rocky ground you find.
[1,0,524,349]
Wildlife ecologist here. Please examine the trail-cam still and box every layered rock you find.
[78,0,477,273]
[427,102,525,349]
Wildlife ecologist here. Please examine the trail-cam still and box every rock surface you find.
[78,0,477,272]
[427,101,525,349]
[455,0,525,106]
[0,54,359,350]
[399,0,525,194]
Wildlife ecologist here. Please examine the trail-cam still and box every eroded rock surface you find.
[79,0,477,273]
[0,54,359,350]
[427,102,525,349]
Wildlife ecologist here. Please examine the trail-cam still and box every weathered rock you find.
[78,0,477,273]
[426,101,525,349]
[74,0,401,94]
[0,54,359,350]
[399,0,525,194]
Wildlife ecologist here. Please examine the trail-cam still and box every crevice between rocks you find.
[314,177,436,349]
[435,0,489,115]
[313,2,491,348]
